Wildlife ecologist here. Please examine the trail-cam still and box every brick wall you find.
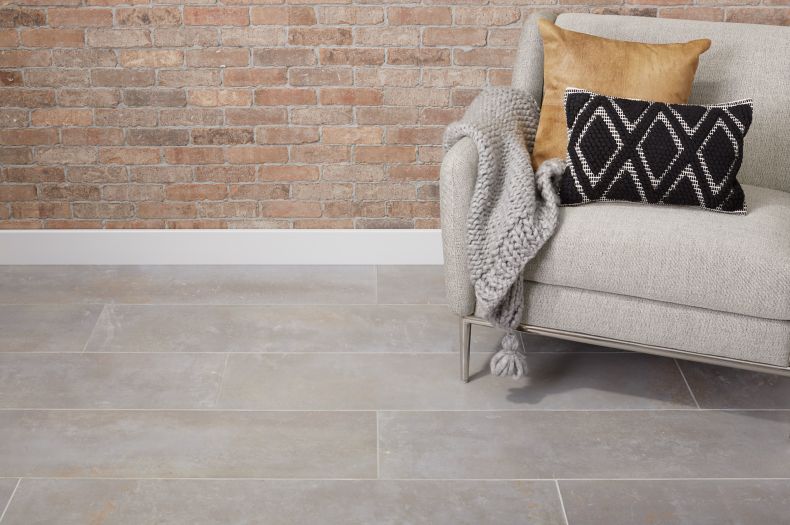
[1,1,787,229]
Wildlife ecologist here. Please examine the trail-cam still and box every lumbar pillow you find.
[532,19,711,170]
[560,88,752,213]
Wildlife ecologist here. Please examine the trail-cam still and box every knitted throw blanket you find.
[444,87,565,378]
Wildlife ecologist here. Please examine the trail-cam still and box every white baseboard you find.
[0,229,444,265]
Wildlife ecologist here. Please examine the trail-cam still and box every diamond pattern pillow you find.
[559,88,753,214]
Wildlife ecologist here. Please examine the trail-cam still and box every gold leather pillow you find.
[532,19,711,170]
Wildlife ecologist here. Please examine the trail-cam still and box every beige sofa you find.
[440,13,790,381]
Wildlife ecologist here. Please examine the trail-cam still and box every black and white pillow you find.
[559,88,752,213]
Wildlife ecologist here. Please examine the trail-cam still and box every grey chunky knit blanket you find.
[444,87,565,378]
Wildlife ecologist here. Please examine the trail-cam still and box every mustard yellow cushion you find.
[532,19,711,170]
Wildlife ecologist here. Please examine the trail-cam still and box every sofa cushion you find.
[523,184,790,320]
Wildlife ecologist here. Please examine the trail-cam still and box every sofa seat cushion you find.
[523,184,790,320]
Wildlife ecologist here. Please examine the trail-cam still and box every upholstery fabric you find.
[440,137,477,317]
[524,184,790,321]
[554,14,790,194]
[561,88,752,213]
[532,18,710,170]
[494,281,790,367]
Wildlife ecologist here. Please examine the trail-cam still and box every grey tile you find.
[0,478,18,516]
[377,265,446,304]
[84,304,504,353]
[0,353,225,409]
[3,479,564,525]
[0,305,101,352]
[218,352,694,410]
[679,361,790,409]
[379,410,790,479]
[560,479,790,525]
[0,410,376,478]
[0,266,376,305]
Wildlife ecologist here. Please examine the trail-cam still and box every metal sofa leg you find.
[460,316,472,383]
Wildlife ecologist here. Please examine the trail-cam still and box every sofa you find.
[440,13,790,381]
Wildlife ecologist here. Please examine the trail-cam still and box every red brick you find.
[320,88,382,105]
[257,126,319,145]
[105,220,166,229]
[159,69,221,88]
[11,202,71,219]
[260,201,321,218]
[387,201,439,218]
[164,147,224,165]
[320,7,383,25]
[419,107,464,125]
[423,28,487,46]
[127,128,190,146]
[226,107,287,126]
[0,109,26,127]
[725,7,789,25]
[453,48,514,67]
[186,48,249,68]
[323,126,382,145]
[86,29,151,48]
[0,30,18,47]
[166,183,227,201]
[188,89,251,107]
[21,28,84,47]
[387,48,450,66]
[356,146,416,164]
[221,27,283,47]
[290,107,352,125]
[254,48,316,66]
[357,107,419,125]
[291,145,350,163]
[198,201,258,219]
[53,49,116,67]
[39,184,99,201]
[388,7,451,25]
[99,147,160,165]
[355,27,419,46]
[153,27,218,47]
[0,7,46,27]
[192,127,255,145]
[0,185,37,200]
[116,7,181,26]
[68,166,127,183]
[254,88,316,106]
[122,89,186,107]
[62,127,124,145]
[225,146,288,164]
[6,167,65,183]
[259,165,319,182]
[319,48,384,66]
[356,182,416,200]
[160,109,223,126]
[288,27,352,46]
[322,165,384,182]
[195,166,256,183]
[224,68,287,87]
[131,166,191,183]
[167,219,228,229]
[0,50,51,68]
[73,202,134,219]
[289,68,353,86]
[294,218,354,229]
[383,88,449,106]
[292,182,352,200]
[0,71,22,87]
[250,7,316,25]
[0,148,33,165]
[100,184,160,201]
[120,50,184,67]
[389,165,440,181]
[454,7,521,25]
[26,69,89,88]
[228,183,289,200]
[137,201,197,219]
[0,128,58,146]
[91,69,155,88]
[95,108,157,127]
[184,7,249,26]
[386,126,444,145]
[31,108,92,127]
[49,8,113,27]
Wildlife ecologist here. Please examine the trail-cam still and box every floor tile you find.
[217,352,694,410]
[0,305,101,353]
[679,361,790,409]
[84,304,504,354]
[560,479,790,525]
[377,265,446,304]
[0,354,225,409]
[379,410,790,479]
[0,266,376,305]
[0,411,376,478]
[3,479,564,525]
[0,478,18,516]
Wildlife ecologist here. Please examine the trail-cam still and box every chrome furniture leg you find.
[460,316,472,382]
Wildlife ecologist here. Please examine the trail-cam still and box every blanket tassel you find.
[490,332,527,379]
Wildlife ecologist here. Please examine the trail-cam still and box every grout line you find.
[376,411,380,480]
[80,304,107,354]
[0,408,786,413]
[0,478,21,524]
[0,350,628,355]
[0,303,447,307]
[675,359,701,409]
[212,354,231,407]
[555,480,569,525]
[4,476,790,482]
[374,266,380,305]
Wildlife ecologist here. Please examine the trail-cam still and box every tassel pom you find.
[490,332,527,379]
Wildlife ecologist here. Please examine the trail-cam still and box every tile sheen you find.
[0,305,102,353]
[560,479,790,525]
[379,410,790,480]
[2,479,565,525]
[0,410,376,479]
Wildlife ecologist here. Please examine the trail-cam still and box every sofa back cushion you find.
[544,14,790,194]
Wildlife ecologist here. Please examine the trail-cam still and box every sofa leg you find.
[460,316,472,383]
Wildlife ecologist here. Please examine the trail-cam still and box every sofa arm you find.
[440,136,478,316]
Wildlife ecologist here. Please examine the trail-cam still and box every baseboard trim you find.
[0,229,444,265]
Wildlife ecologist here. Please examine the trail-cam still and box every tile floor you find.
[0,265,788,524]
